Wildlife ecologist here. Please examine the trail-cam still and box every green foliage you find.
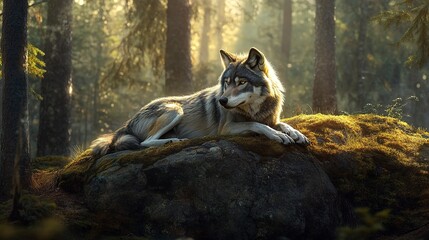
[373,0,429,67]
[13,194,56,224]
[0,193,56,225]
[337,208,390,240]
[0,218,65,240]
[384,96,418,118]
[0,44,45,79]
[363,96,418,119]
[27,44,46,78]
[106,0,167,85]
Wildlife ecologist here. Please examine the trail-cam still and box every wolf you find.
[91,48,309,157]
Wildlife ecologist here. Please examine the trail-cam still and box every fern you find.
[27,44,46,78]
[0,43,46,79]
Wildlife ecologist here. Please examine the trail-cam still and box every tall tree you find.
[281,0,292,64]
[199,0,212,64]
[313,0,337,114]
[356,1,369,109]
[216,0,225,51]
[92,0,106,144]
[281,0,292,86]
[37,0,73,156]
[165,0,193,95]
[0,0,31,200]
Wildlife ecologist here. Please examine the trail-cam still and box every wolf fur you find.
[91,48,309,157]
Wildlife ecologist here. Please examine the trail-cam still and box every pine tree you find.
[374,1,429,67]
[0,0,31,200]
[37,0,73,156]
[165,0,193,95]
[313,0,337,114]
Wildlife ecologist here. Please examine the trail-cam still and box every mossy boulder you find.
[58,114,429,239]
[287,114,429,233]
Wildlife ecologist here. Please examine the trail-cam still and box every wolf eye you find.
[238,79,247,85]
[224,78,231,85]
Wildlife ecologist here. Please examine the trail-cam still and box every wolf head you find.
[218,48,284,111]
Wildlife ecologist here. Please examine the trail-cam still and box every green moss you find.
[284,114,427,161]
[33,156,70,171]
[118,134,302,166]
[59,134,303,193]
[57,150,95,193]
[284,114,429,232]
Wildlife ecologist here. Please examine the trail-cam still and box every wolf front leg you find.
[220,121,295,145]
[276,122,310,145]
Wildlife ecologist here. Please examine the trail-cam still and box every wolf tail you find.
[90,133,114,157]
[90,128,141,157]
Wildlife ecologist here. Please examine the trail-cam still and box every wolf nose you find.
[219,97,228,106]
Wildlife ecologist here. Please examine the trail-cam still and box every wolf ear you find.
[245,47,267,73]
[219,49,236,69]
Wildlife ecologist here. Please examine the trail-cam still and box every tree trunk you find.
[281,0,292,64]
[216,0,225,51]
[92,0,105,142]
[165,0,193,96]
[199,0,211,64]
[0,0,31,200]
[313,0,337,114]
[37,0,73,156]
[356,1,368,109]
[281,0,292,87]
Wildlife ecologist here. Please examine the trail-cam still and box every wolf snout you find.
[219,97,228,107]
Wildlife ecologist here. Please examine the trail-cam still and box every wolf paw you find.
[277,122,310,145]
[293,131,310,145]
[267,130,295,145]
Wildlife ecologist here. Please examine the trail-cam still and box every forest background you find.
[0,0,428,157]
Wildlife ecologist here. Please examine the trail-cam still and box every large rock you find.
[83,140,342,239]
[58,114,429,239]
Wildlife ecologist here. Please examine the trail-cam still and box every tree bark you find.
[281,0,292,64]
[92,0,105,143]
[313,0,337,114]
[216,0,225,51]
[356,1,368,109]
[199,0,211,64]
[165,0,193,95]
[37,0,73,156]
[0,0,31,200]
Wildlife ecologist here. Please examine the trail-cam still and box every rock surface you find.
[58,115,429,239]
[83,140,342,239]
